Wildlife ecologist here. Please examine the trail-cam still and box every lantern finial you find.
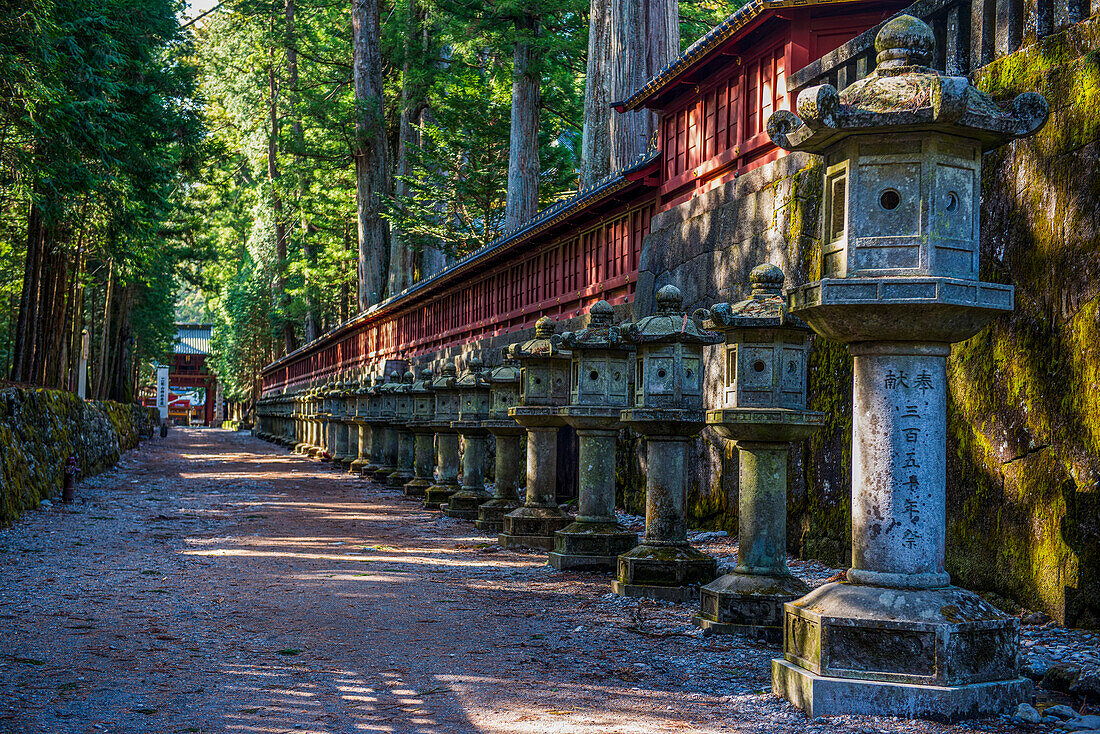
[534,316,555,338]
[655,285,682,314]
[875,14,934,69]
[750,264,784,297]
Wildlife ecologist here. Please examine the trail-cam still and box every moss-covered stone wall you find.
[0,388,157,526]
[945,18,1100,627]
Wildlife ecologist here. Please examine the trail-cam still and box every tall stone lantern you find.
[342,378,360,468]
[424,362,462,508]
[475,356,525,533]
[332,378,354,467]
[692,264,824,640]
[550,300,639,570]
[614,285,722,602]
[385,371,416,487]
[312,381,331,459]
[444,357,493,520]
[498,317,573,550]
[350,374,373,473]
[766,15,1047,719]
[362,374,386,476]
[370,372,400,480]
[297,387,314,455]
[403,368,435,498]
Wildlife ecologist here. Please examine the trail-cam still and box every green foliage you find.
[0,0,202,395]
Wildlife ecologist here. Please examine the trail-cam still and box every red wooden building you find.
[169,324,218,426]
[261,0,906,395]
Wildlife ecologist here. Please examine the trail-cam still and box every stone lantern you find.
[332,378,354,467]
[615,285,722,602]
[475,356,525,533]
[314,381,332,459]
[403,368,435,498]
[550,300,638,570]
[424,362,462,508]
[350,374,373,473]
[369,372,400,480]
[498,317,573,550]
[691,264,825,640]
[297,387,314,455]
[385,370,416,487]
[360,374,385,476]
[766,15,1046,719]
[343,378,360,468]
[443,357,493,519]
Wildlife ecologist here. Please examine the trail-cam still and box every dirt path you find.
[0,428,1040,733]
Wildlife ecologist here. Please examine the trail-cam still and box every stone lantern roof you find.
[430,362,458,391]
[487,355,521,385]
[621,285,721,346]
[455,356,490,390]
[502,316,572,360]
[410,368,433,395]
[767,15,1049,154]
[560,300,634,352]
[701,264,810,332]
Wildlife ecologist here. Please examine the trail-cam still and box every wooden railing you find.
[788,0,1095,94]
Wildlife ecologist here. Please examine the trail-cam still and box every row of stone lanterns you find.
[254,14,1047,721]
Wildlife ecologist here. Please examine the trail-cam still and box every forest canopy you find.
[0,0,741,406]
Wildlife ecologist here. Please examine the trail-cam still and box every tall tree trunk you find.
[286,0,319,343]
[609,0,678,169]
[12,198,45,383]
[269,46,297,356]
[352,0,389,311]
[505,13,542,232]
[387,0,427,295]
[93,259,114,400]
[581,0,611,188]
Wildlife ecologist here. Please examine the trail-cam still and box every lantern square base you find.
[386,470,413,487]
[350,458,370,473]
[696,572,810,642]
[368,465,396,481]
[474,499,522,533]
[548,522,639,571]
[783,582,1020,688]
[499,506,571,549]
[443,489,491,520]
[403,478,431,498]
[771,659,1031,721]
[614,544,716,602]
[423,483,458,509]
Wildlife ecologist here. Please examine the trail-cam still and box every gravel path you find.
[0,428,1089,733]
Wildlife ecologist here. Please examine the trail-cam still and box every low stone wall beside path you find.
[0,388,158,526]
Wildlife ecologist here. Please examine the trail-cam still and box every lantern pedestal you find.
[613,410,716,602]
[362,423,385,476]
[334,417,350,465]
[443,424,492,519]
[771,341,1027,714]
[550,410,637,571]
[476,423,525,533]
[344,418,360,470]
[387,426,415,487]
[499,413,570,550]
[404,423,435,498]
[695,411,823,640]
[367,424,396,479]
[350,422,372,473]
[424,428,460,508]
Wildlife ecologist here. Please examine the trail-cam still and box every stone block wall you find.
[627,18,1100,628]
[0,388,158,526]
